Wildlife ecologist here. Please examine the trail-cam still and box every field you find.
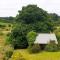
[10,49,60,60]
[0,22,60,60]
[0,22,12,60]
[0,21,60,60]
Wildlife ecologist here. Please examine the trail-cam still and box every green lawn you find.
[10,49,60,60]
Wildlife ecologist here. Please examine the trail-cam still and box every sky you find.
[0,0,60,17]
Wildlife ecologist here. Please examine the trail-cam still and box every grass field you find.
[10,49,60,60]
[0,22,12,60]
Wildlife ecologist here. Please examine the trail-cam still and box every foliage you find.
[28,44,41,53]
[16,5,54,33]
[0,24,6,29]
[8,24,11,27]
[16,5,49,24]
[27,31,37,46]
[4,45,14,60]
[54,28,60,41]
[10,51,26,60]
[8,24,28,49]
[4,51,13,60]
[45,41,58,52]
[49,13,59,22]
[57,41,60,50]
[31,22,54,33]
[0,17,14,23]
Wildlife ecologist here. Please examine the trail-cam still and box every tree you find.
[49,13,59,21]
[31,21,54,33]
[16,5,49,24]
[49,13,60,26]
[8,24,28,49]
[16,5,54,33]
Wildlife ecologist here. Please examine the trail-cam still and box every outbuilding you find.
[34,33,58,49]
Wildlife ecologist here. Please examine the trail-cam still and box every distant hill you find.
[0,17,14,23]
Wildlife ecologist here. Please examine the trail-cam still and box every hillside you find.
[0,22,12,60]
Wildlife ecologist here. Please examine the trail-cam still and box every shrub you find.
[28,44,41,53]
[10,51,25,60]
[54,29,60,41]
[57,41,60,50]
[4,45,14,60]
[45,41,58,52]
[8,24,11,27]
[8,24,28,49]
[5,50,13,60]
[6,33,11,36]
[6,29,9,31]
[5,37,11,45]
[27,31,37,46]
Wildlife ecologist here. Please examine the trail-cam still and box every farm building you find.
[34,33,58,49]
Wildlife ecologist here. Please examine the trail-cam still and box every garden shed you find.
[34,33,58,49]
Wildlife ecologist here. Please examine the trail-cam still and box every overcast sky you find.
[0,0,60,17]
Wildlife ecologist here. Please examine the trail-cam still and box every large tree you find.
[16,5,49,24]
[16,5,54,32]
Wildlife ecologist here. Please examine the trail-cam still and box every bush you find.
[5,51,13,60]
[6,33,11,36]
[8,24,28,49]
[27,31,37,46]
[10,51,25,60]
[45,41,58,52]
[28,44,41,53]
[6,29,9,31]
[54,29,60,41]
[8,24,11,27]
[57,41,60,50]
[5,37,11,45]
[4,45,14,60]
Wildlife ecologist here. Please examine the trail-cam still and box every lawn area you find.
[10,49,60,60]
